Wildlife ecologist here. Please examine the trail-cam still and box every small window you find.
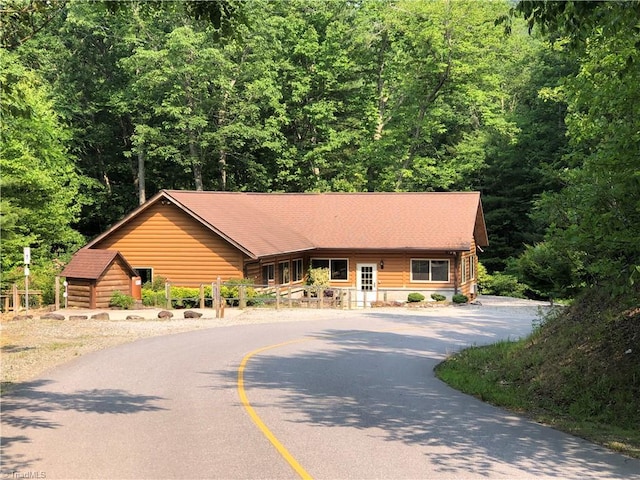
[431,260,449,282]
[311,258,349,281]
[278,261,290,284]
[411,259,450,282]
[470,255,476,280]
[331,259,348,280]
[412,260,430,281]
[311,259,330,270]
[134,267,153,286]
[292,259,304,282]
[262,264,275,285]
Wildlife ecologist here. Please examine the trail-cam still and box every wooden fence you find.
[159,280,383,312]
[1,284,43,313]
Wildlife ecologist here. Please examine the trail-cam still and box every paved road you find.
[2,303,639,479]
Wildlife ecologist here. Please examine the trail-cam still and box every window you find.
[331,259,348,280]
[470,255,475,280]
[292,259,304,282]
[278,261,290,284]
[462,257,469,283]
[411,259,450,282]
[134,267,153,285]
[311,258,349,281]
[262,264,274,285]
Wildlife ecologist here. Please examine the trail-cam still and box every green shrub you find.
[407,292,425,303]
[431,293,447,302]
[220,278,256,306]
[307,267,330,288]
[452,293,468,304]
[169,286,200,308]
[482,272,527,298]
[143,275,167,292]
[142,288,166,307]
[110,291,134,309]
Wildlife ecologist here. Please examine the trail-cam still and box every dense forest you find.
[1,0,639,307]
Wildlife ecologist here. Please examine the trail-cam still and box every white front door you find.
[356,263,377,307]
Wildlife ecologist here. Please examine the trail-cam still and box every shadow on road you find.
[208,313,639,479]
[1,380,166,472]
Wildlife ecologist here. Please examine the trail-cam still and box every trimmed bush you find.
[142,289,166,307]
[452,293,468,304]
[479,268,527,298]
[218,278,260,306]
[407,292,425,303]
[431,293,446,302]
[110,291,134,309]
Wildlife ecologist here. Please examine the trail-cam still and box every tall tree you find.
[0,50,85,275]
[514,1,640,296]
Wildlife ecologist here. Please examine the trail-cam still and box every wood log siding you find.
[94,260,132,308]
[67,281,91,308]
[93,202,246,285]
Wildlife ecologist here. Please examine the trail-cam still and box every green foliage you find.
[515,242,577,300]
[480,271,527,299]
[436,288,640,457]
[143,276,167,292]
[220,278,257,306]
[7,0,640,309]
[452,294,468,304]
[0,50,87,274]
[307,268,330,288]
[168,286,200,309]
[109,291,134,309]
[141,288,166,307]
[2,261,66,305]
[430,293,446,302]
[407,292,425,303]
[510,0,640,300]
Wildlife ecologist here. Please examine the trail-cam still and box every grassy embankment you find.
[435,290,640,458]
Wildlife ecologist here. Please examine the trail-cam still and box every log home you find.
[80,190,488,305]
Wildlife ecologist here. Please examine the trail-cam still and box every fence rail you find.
[147,280,378,314]
[1,284,43,313]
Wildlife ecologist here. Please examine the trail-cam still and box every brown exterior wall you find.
[66,258,135,309]
[458,239,479,300]
[250,249,476,302]
[93,202,248,286]
[94,258,133,309]
[88,201,480,301]
[67,280,93,308]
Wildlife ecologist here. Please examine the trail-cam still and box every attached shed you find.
[61,249,139,309]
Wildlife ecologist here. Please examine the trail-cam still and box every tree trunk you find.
[190,137,203,191]
[219,149,227,190]
[374,31,390,141]
[137,149,146,204]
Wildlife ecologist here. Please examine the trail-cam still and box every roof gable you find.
[85,190,488,258]
[61,249,137,279]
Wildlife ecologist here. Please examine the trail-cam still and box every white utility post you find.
[23,247,30,315]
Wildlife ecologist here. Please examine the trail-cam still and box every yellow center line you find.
[237,325,424,479]
[238,338,315,480]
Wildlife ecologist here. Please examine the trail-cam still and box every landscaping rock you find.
[91,312,110,320]
[13,314,34,321]
[183,310,203,319]
[126,315,145,320]
[158,310,174,319]
[41,313,65,320]
[69,315,88,321]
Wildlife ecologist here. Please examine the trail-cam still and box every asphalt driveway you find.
[2,300,639,479]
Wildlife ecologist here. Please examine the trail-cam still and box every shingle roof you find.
[85,190,488,259]
[61,249,136,279]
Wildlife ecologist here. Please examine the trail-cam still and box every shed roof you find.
[61,249,137,280]
[86,190,488,259]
